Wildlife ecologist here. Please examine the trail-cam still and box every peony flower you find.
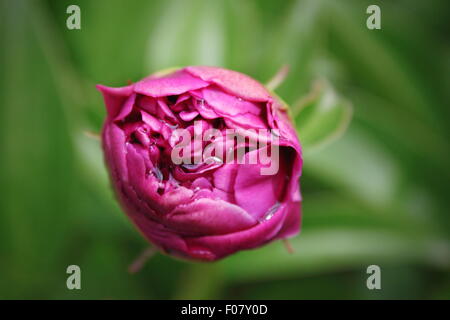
[97,66,302,261]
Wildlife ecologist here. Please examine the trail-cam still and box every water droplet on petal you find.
[152,167,164,182]
[161,120,178,130]
[259,202,281,222]
[271,129,280,137]
[204,156,223,165]
[182,163,202,171]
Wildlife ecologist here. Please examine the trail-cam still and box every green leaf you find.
[293,80,353,152]
[220,228,450,283]
[145,0,226,71]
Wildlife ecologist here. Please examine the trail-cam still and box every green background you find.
[0,0,449,299]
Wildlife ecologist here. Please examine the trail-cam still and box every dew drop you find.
[152,166,164,182]
[204,156,223,165]
[271,129,280,137]
[182,163,202,171]
[161,120,178,130]
[259,202,281,222]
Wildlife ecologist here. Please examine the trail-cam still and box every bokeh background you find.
[0,0,449,299]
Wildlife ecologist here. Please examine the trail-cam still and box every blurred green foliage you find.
[0,0,449,299]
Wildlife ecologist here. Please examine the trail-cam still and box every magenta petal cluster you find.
[97,66,302,261]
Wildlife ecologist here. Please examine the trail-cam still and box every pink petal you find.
[126,144,195,214]
[201,86,261,116]
[179,110,199,121]
[114,93,136,121]
[275,201,301,239]
[212,163,239,193]
[102,123,129,184]
[96,84,134,119]
[134,70,209,97]
[157,99,177,120]
[137,96,158,114]
[129,213,190,256]
[185,66,271,102]
[167,199,257,235]
[183,203,288,260]
[189,91,219,119]
[224,113,267,129]
[191,177,212,189]
[233,148,285,220]
[140,110,162,132]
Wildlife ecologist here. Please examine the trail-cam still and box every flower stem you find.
[83,130,100,141]
[128,246,156,274]
[266,65,290,91]
[283,238,295,254]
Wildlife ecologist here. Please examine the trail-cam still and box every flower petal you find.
[134,70,209,97]
[167,198,256,235]
[233,148,285,220]
[275,201,301,239]
[185,66,271,102]
[179,110,199,121]
[96,84,134,119]
[201,86,261,116]
[183,203,288,260]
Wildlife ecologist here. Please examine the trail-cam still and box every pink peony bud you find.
[97,66,302,261]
